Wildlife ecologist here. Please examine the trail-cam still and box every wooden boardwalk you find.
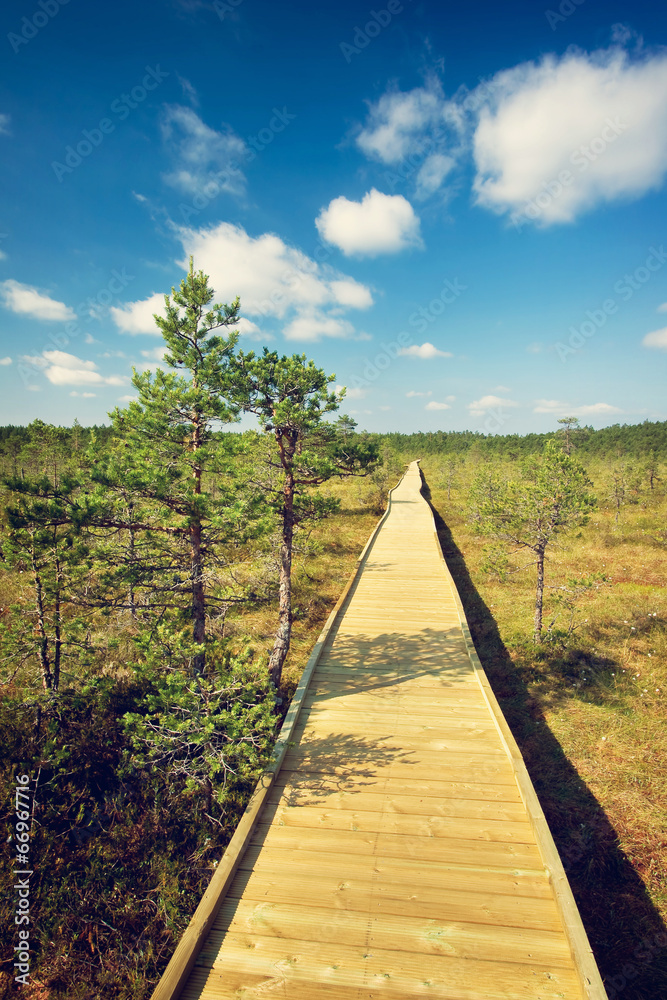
[153,462,607,1000]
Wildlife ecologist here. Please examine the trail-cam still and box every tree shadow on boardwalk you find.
[421,474,667,1000]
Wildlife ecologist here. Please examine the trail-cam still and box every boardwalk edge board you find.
[420,463,608,1000]
[150,474,405,1000]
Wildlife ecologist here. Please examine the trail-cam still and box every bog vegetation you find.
[0,265,666,997]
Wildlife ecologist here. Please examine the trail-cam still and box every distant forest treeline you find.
[1,417,666,464]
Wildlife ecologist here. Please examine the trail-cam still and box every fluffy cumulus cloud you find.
[642,327,667,350]
[161,105,247,198]
[355,86,447,164]
[473,47,667,225]
[113,222,374,344]
[425,400,451,410]
[533,399,623,416]
[468,395,519,417]
[0,280,75,322]
[352,45,667,223]
[110,293,166,335]
[398,342,451,359]
[21,350,128,387]
[316,189,422,256]
[0,356,11,365]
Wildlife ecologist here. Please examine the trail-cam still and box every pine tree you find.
[226,349,379,686]
[469,440,597,641]
[92,261,250,675]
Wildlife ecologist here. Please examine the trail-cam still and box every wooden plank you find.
[188,935,583,1000]
[281,753,518,783]
[226,869,562,930]
[267,785,527,819]
[250,823,544,868]
[274,770,524,801]
[236,846,553,897]
[261,802,536,844]
[209,899,574,966]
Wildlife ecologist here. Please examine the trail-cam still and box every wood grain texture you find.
[153,462,607,1000]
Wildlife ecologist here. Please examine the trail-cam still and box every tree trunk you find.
[31,545,52,691]
[534,544,545,642]
[53,533,62,692]
[191,520,206,675]
[190,409,206,676]
[128,503,137,621]
[268,460,295,689]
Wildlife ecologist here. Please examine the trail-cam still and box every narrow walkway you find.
[155,462,607,1000]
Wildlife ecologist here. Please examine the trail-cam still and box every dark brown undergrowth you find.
[0,682,269,999]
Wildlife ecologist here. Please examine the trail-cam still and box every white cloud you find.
[140,347,169,361]
[642,327,667,350]
[178,75,199,108]
[70,391,96,398]
[235,317,268,341]
[110,292,166,335]
[406,390,432,397]
[161,105,247,197]
[336,384,366,400]
[356,85,446,164]
[169,221,373,342]
[21,350,129,387]
[468,394,520,417]
[0,279,75,322]
[425,400,451,410]
[0,356,11,365]
[415,153,456,200]
[533,399,623,415]
[473,47,667,224]
[283,311,354,342]
[113,224,374,345]
[316,189,422,256]
[329,279,374,309]
[657,302,667,313]
[118,394,139,403]
[0,113,10,135]
[398,342,452,359]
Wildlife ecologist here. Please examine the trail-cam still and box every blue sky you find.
[1,0,666,435]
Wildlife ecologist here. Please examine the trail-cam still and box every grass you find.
[419,454,667,999]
